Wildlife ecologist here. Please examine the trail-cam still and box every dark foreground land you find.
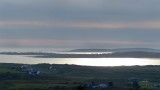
[0,63,160,90]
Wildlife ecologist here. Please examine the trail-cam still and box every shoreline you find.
[1,51,160,58]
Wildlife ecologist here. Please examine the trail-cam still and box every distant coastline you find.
[1,48,160,58]
[68,48,160,52]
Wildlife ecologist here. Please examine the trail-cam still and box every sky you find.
[1,0,160,49]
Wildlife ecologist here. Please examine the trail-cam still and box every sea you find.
[0,48,160,66]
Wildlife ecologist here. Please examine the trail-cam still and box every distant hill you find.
[1,48,160,58]
[33,51,160,58]
[1,50,160,58]
[69,48,160,53]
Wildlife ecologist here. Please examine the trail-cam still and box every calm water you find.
[0,55,160,66]
[0,48,160,66]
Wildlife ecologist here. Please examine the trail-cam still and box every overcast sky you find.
[0,0,160,49]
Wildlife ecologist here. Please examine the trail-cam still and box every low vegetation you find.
[0,63,160,90]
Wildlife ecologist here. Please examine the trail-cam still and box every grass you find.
[0,68,20,73]
[8,83,78,89]
[139,82,155,89]
[0,63,160,90]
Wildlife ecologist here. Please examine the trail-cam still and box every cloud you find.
[1,20,160,29]
[1,0,160,22]
[0,38,158,48]
[0,0,160,49]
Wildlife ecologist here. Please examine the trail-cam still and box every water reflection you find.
[72,58,158,66]
[0,55,160,66]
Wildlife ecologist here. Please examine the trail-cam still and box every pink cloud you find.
[0,20,160,29]
[0,39,158,47]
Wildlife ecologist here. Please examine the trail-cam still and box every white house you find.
[98,84,108,88]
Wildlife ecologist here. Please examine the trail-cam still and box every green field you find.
[0,63,160,90]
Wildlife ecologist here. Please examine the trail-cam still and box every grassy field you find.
[0,63,160,90]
